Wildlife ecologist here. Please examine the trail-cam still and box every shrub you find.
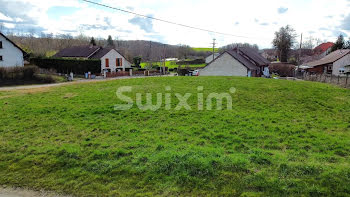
[177,59,205,65]
[269,63,296,77]
[0,66,38,80]
[23,66,39,79]
[0,66,57,86]
[34,74,55,83]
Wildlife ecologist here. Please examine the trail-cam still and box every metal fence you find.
[297,73,350,89]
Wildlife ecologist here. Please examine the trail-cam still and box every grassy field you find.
[140,61,206,69]
[192,48,219,53]
[0,77,350,196]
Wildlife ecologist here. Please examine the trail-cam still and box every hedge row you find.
[176,59,205,65]
[0,66,55,86]
[0,66,38,80]
[30,58,101,75]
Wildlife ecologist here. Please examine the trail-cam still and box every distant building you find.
[313,42,334,57]
[54,46,132,73]
[261,49,278,62]
[305,49,350,75]
[200,48,270,77]
[205,53,220,64]
[0,32,26,67]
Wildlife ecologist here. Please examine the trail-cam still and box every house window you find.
[105,58,109,68]
[0,56,2,61]
[116,58,123,67]
[0,41,2,49]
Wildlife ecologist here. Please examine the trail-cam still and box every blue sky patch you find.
[48,6,79,20]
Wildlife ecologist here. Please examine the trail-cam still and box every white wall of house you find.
[333,54,350,76]
[200,52,248,76]
[205,53,220,64]
[0,34,24,67]
[101,49,132,72]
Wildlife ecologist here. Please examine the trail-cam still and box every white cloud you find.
[3,22,15,28]
[0,12,12,21]
[1,0,350,48]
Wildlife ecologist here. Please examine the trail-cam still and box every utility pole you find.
[297,33,303,77]
[298,33,303,65]
[211,38,216,62]
[148,41,152,67]
[163,44,166,75]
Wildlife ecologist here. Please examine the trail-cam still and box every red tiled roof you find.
[313,42,334,54]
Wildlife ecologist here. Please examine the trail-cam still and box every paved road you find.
[0,75,168,91]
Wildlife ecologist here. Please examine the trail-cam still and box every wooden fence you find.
[106,71,130,78]
[105,70,164,78]
[297,73,350,88]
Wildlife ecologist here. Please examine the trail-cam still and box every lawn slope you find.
[0,77,349,196]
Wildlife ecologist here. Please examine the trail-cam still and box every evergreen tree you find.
[331,35,345,52]
[346,38,350,49]
[107,35,115,48]
[90,37,96,46]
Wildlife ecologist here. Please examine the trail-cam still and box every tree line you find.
[1,30,211,62]
[272,25,350,63]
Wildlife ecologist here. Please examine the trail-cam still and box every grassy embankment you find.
[0,77,349,196]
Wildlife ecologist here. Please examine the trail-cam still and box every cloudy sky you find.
[0,0,349,48]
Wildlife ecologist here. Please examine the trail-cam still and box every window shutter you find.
[0,41,2,49]
[106,58,109,67]
[120,58,123,66]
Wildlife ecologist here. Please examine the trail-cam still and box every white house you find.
[205,53,220,64]
[305,49,350,76]
[332,50,350,75]
[54,46,132,73]
[200,48,270,77]
[0,32,26,67]
[90,48,132,73]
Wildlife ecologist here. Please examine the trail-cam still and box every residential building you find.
[305,49,350,75]
[0,32,26,67]
[199,48,270,77]
[54,46,132,73]
[313,42,334,57]
[205,53,220,64]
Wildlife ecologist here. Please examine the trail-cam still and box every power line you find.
[81,0,258,39]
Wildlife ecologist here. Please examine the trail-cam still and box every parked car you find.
[192,70,199,76]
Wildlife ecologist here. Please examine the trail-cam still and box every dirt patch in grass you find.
[0,187,71,197]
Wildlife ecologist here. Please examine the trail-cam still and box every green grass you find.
[192,48,219,53]
[141,61,206,69]
[0,77,350,196]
